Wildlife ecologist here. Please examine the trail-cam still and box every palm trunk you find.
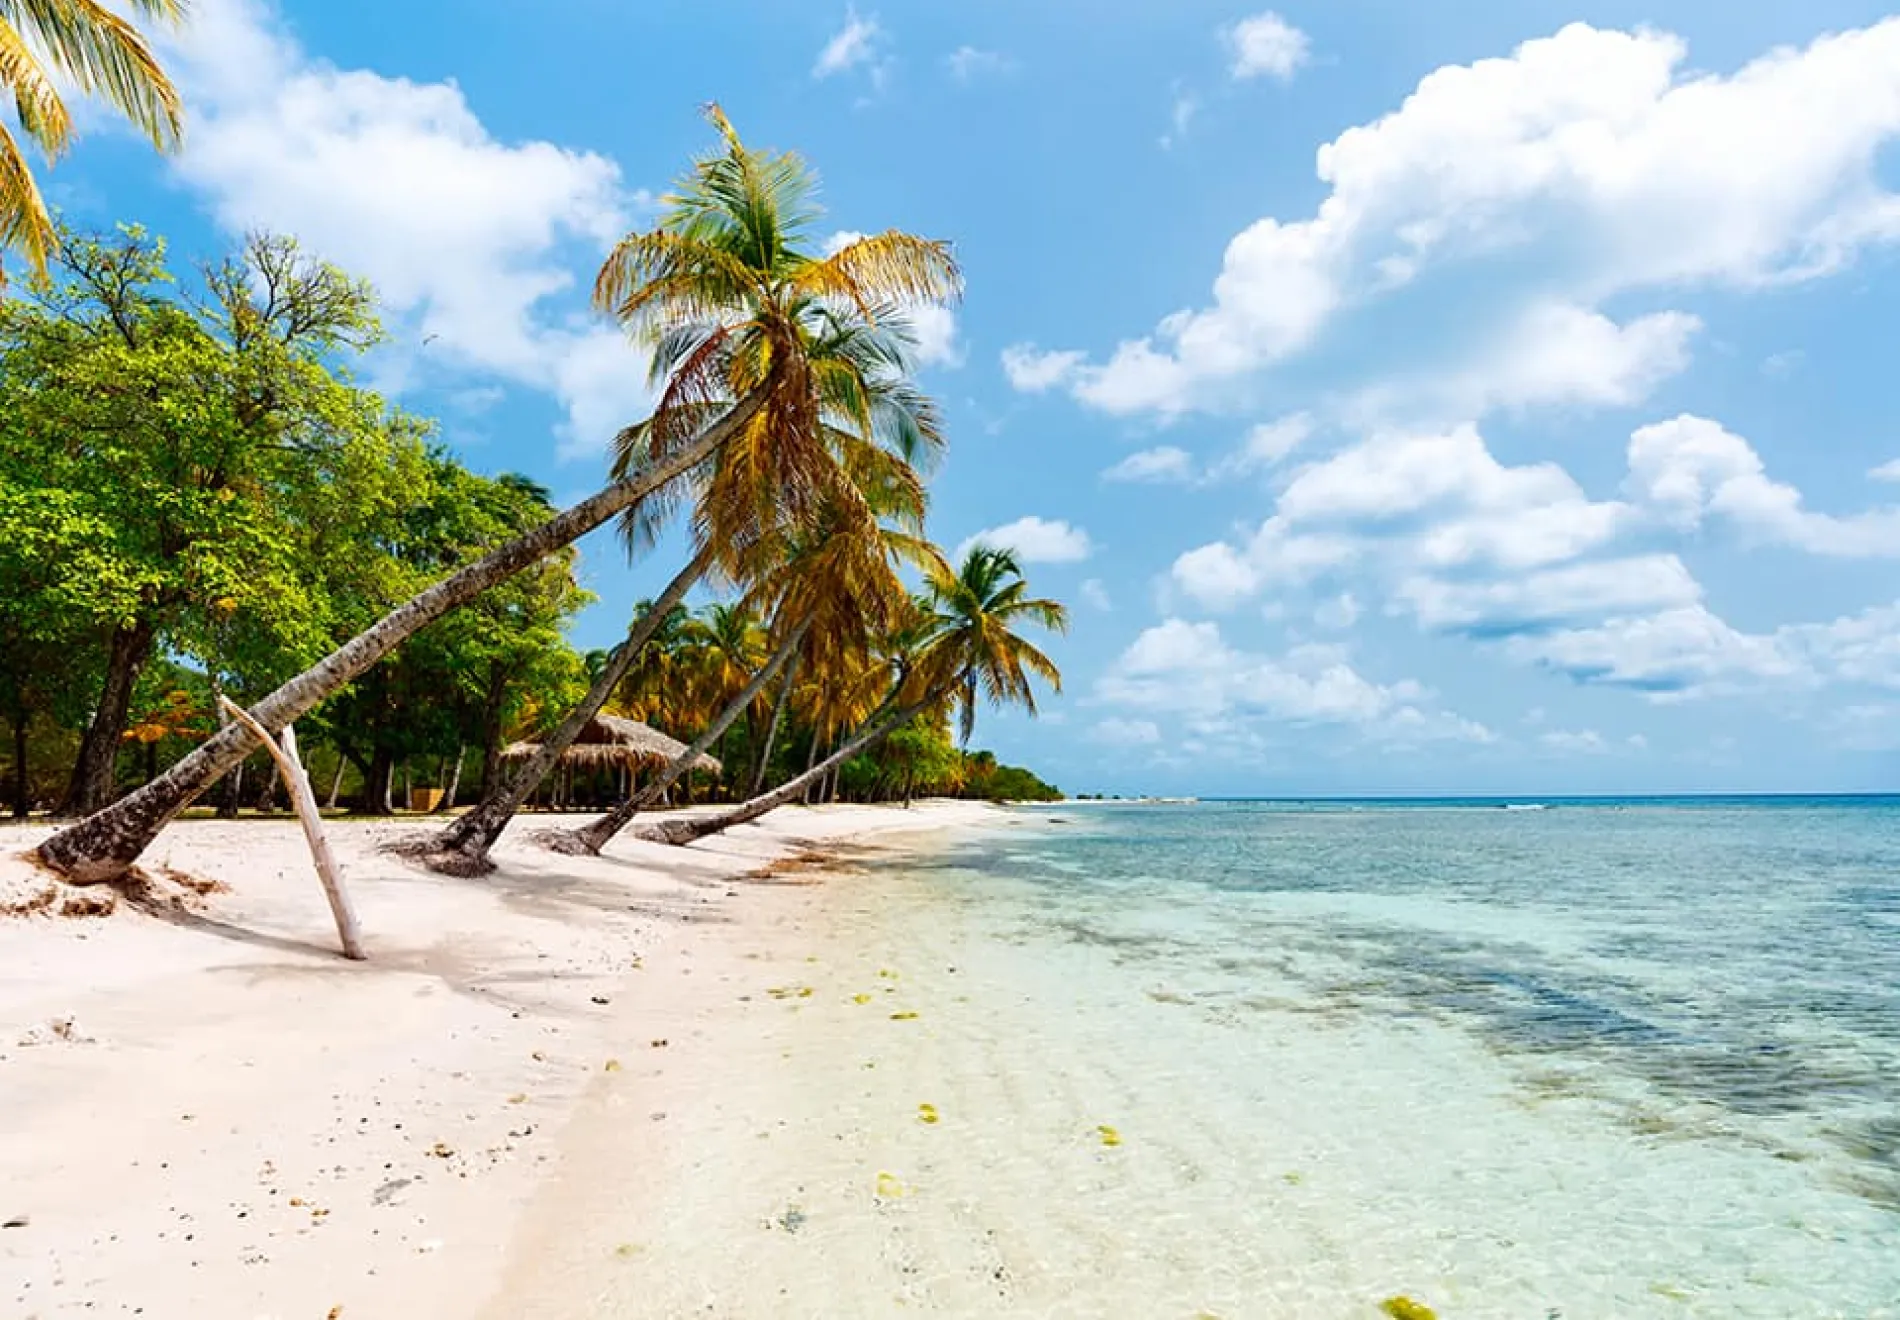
[36,386,771,884]
[326,754,347,810]
[437,744,465,811]
[640,699,928,847]
[427,548,713,873]
[555,623,809,856]
[60,618,155,816]
[749,654,801,796]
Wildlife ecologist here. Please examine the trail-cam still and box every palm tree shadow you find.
[123,888,352,962]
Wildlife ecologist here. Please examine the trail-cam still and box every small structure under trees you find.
[501,715,719,809]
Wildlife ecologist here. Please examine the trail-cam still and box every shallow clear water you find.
[900,798,1900,1316]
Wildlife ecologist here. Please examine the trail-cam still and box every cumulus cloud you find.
[1357,304,1702,425]
[1156,409,1900,702]
[1019,19,1900,417]
[957,516,1094,564]
[1391,556,1702,632]
[1098,620,1492,745]
[166,0,651,460]
[1627,416,1900,555]
[1870,458,1900,482]
[1227,11,1310,81]
[1505,606,1808,697]
[1080,578,1114,611]
[1001,344,1085,392]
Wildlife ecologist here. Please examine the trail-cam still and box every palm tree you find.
[550,475,942,856]
[37,104,958,883]
[918,545,1067,747]
[0,0,186,279]
[638,544,1065,847]
[412,109,955,876]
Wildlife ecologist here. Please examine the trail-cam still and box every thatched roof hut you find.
[502,714,721,775]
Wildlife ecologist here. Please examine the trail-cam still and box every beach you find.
[9,799,1900,1319]
[0,802,997,1319]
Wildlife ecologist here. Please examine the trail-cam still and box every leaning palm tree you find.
[549,472,942,857]
[37,104,958,883]
[0,0,186,279]
[638,544,1066,847]
[415,121,952,876]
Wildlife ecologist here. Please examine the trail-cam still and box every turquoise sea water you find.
[905,797,1900,1316]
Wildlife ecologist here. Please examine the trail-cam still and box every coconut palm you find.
[414,112,954,875]
[551,474,942,856]
[918,545,1067,747]
[0,0,186,279]
[638,544,1064,847]
[37,104,958,883]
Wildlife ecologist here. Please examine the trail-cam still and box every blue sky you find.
[54,0,1900,795]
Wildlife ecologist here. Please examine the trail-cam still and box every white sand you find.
[0,801,997,1319]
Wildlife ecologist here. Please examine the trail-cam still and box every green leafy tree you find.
[0,228,385,814]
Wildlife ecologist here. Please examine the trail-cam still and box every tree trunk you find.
[426,548,714,873]
[749,654,802,796]
[640,700,929,848]
[256,760,281,813]
[36,385,772,883]
[364,748,395,816]
[60,619,155,816]
[217,759,244,819]
[327,753,347,810]
[438,743,465,811]
[554,623,809,856]
[9,710,27,819]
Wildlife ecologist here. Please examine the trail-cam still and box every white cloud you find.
[1023,19,1900,416]
[1001,344,1085,392]
[1102,415,1313,487]
[1172,542,1267,611]
[1080,578,1113,611]
[1223,413,1313,472]
[1392,556,1702,632]
[1228,11,1310,81]
[1360,303,1702,425]
[166,0,651,460]
[1627,415,1900,555]
[1103,446,1195,483]
[1870,458,1900,482]
[957,516,1094,564]
[815,9,885,80]
[1091,717,1161,746]
[945,46,1012,80]
[1098,620,1493,745]
[905,303,963,368]
[1505,605,1810,698]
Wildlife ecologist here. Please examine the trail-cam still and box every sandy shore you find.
[0,801,999,1319]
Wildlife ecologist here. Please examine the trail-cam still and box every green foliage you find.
[0,225,591,813]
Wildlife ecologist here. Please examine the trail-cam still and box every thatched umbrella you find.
[502,714,721,777]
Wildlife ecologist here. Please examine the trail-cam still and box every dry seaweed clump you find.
[1,852,225,921]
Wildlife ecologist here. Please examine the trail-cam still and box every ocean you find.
[886,797,1900,1317]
